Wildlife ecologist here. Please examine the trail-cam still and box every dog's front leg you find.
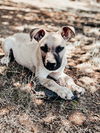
[55,73,85,96]
[39,77,75,100]
[37,71,74,100]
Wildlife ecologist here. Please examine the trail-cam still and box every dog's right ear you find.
[30,28,46,42]
[60,26,75,40]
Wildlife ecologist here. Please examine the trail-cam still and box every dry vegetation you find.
[0,0,100,133]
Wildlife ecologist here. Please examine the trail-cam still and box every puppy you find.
[1,26,85,100]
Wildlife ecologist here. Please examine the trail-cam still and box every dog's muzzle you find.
[42,53,61,71]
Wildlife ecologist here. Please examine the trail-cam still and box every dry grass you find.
[0,0,100,133]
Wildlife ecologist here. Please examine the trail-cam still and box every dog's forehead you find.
[47,32,63,43]
[41,32,65,47]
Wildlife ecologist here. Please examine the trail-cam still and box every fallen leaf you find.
[68,111,86,125]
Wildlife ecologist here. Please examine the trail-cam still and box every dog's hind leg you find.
[1,37,14,66]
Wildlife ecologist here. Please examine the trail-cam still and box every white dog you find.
[1,26,85,100]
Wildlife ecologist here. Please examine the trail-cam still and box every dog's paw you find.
[78,86,85,95]
[73,85,85,97]
[1,56,10,66]
[57,87,75,100]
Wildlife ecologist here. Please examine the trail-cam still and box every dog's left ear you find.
[30,28,46,42]
[60,26,75,40]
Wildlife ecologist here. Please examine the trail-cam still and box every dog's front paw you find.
[1,56,10,66]
[57,87,76,100]
[73,85,85,97]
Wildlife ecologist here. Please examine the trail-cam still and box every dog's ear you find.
[30,28,46,42]
[61,26,75,40]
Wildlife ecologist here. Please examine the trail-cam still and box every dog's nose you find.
[47,62,56,67]
[47,62,56,70]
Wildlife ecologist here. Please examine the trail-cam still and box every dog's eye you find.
[56,46,64,53]
[40,44,48,52]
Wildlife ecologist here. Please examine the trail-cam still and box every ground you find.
[0,0,100,133]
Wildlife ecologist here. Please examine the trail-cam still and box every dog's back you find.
[13,33,30,44]
[1,33,38,70]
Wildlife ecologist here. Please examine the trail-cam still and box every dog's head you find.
[30,26,75,71]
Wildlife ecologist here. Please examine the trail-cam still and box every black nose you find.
[47,62,56,70]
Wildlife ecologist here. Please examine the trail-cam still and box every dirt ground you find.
[0,0,100,133]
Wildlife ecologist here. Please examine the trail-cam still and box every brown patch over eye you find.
[40,44,48,53]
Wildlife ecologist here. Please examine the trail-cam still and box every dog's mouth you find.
[42,56,61,71]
